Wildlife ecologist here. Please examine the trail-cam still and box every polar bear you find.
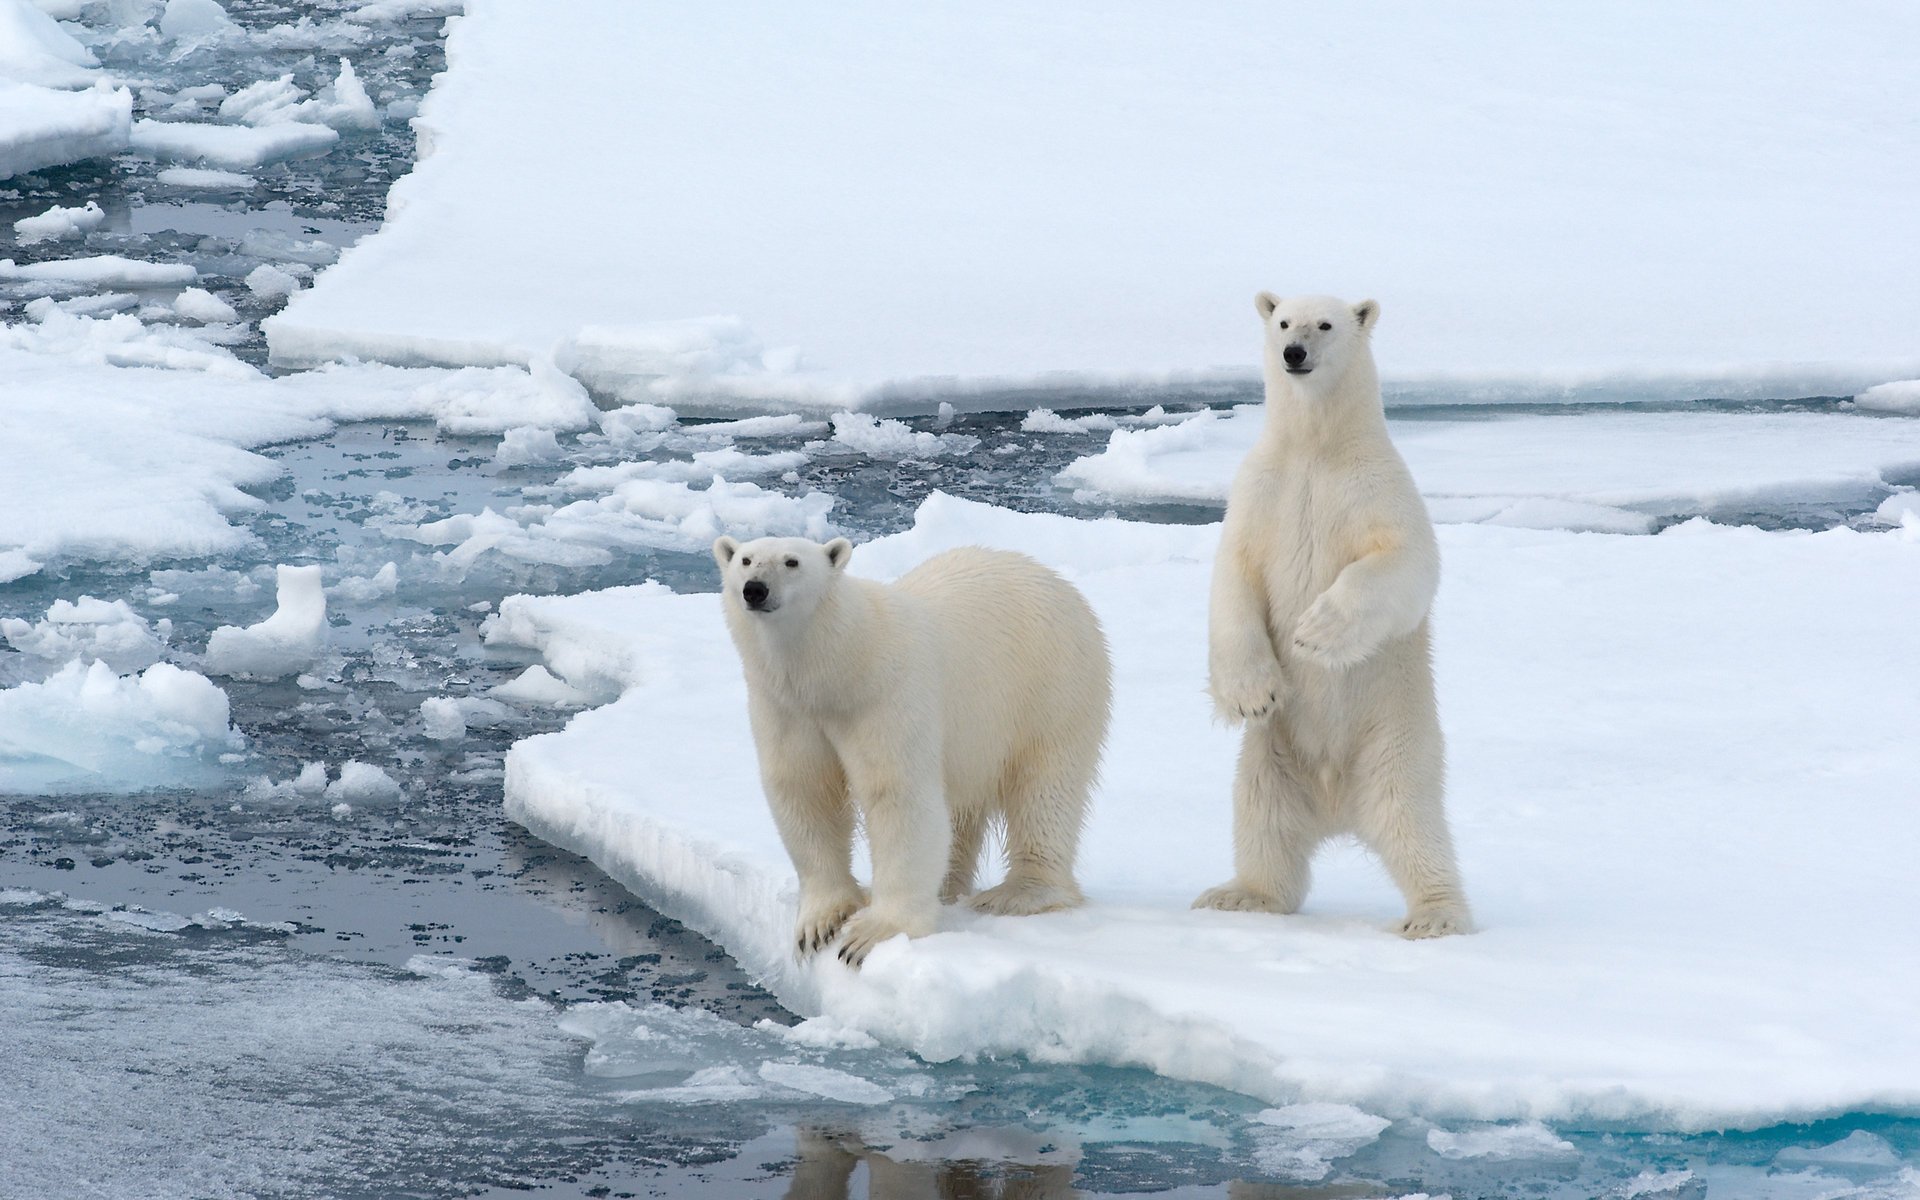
[714,535,1111,966]
[1193,293,1472,938]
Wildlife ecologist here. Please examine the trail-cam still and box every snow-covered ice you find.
[153,165,255,189]
[0,0,103,88]
[204,564,327,679]
[1,254,197,290]
[0,658,240,793]
[500,494,1920,1128]
[1,595,172,672]
[128,117,340,170]
[1059,404,1920,530]
[157,0,238,41]
[1858,380,1920,415]
[12,200,105,245]
[0,80,131,179]
[170,286,239,324]
[271,2,1920,409]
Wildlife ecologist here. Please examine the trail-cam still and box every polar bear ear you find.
[824,538,853,571]
[712,536,738,569]
[1353,299,1380,331]
[1254,291,1281,321]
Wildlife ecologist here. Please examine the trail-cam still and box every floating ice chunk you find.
[756,1061,892,1105]
[129,118,339,169]
[495,425,563,466]
[171,286,238,324]
[419,696,511,740]
[299,58,379,131]
[1856,379,1920,414]
[346,0,463,21]
[245,263,300,300]
[615,1066,768,1104]
[0,549,44,584]
[325,761,403,802]
[406,360,597,436]
[1,596,173,673]
[1872,491,1920,526]
[0,0,101,87]
[683,413,824,440]
[155,165,255,189]
[553,317,773,407]
[1774,1131,1902,1167]
[0,81,133,179]
[829,411,978,459]
[330,560,397,602]
[597,403,678,441]
[219,74,306,124]
[243,760,331,802]
[12,201,105,246]
[0,659,242,794]
[1249,1104,1392,1179]
[158,0,238,40]
[489,664,590,708]
[1023,408,1118,434]
[1426,1122,1577,1161]
[204,564,327,680]
[0,255,196,290]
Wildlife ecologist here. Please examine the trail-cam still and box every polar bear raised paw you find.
[1209,657,1288,723]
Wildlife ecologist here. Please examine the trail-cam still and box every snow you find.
[0,0,100,88]
[204,564,328,679]
[1857,380,1920,415]
[500,494,1920,1128]
[244,262,300,299]
[1,255,197,290]
[1,595,173,672]
[1059,405,1920,530]
[170,286,239,323]
[0,659,241,793]
[128,118,339,170]
[155,165,255,189]
[271,3,1920,410]
[12,200,105,245]
[157,0,237,41]
[0,81,132,180]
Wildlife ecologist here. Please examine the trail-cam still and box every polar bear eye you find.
[1318,321,1333,331]
[1277,320,1289,330]
[739,556,751,567]
[785,558,799,568]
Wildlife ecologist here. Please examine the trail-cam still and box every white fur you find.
[715,535,1111,966]
[1194,293,1472,938]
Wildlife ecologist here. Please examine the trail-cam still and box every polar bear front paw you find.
[832,907,927,968]
[794,889,868,956]
[1395,905,1473,939]
[1291,593,1374,669]
[1191,882,1288,913]
[1208,657,1287,723]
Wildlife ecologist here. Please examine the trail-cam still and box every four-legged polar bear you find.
[1193,292,1472,938]
[714,535,1111,966]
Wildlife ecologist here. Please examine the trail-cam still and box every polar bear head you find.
[1254,293,1380,386]
[712,534,853,623]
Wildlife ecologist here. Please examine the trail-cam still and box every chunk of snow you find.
[129,118,338,169]
[829,412,978,459]
[502,493,1920,1127]
[1,595,172,672]
[0,659,241,793]
[1427,1122,1578,1161]
[158,0,237,40]
[494,425,562,466]
[204,564,327,680]
[489,664,590,708]
[0,255,196,290]
[324,760,403,802]
[244,263,300,300]
[12,201,105,246]
[171,287,239,324]
[268,3,1920,408]
[330,561,397,602]
[155,165,255,189]
[1856,380,1920,414]
[0,0,101,88]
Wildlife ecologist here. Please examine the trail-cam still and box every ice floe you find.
[499,493,1920,1128]
[129,117,339,169]
[11,200,105,245]
[0,658,241,792]
[1,595,172,673]
[204,564,327,679]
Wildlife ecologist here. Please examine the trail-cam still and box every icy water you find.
[6,4,1920,1198]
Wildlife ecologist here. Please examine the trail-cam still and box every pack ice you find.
[499,494,1920,1128]
[271,2,1920,411]
[0,0,131,179]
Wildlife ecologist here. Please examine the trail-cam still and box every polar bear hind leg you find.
[967,753,1092,917]
[1349,727,1472,939]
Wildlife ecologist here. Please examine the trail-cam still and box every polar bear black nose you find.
[742,580,769,607]
[1283,343,1308,368]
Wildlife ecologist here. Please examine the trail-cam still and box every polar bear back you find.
[892,547,1111,803]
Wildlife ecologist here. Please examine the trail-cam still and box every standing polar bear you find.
[1194,293,1472,938]
[714,535,1111,966]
